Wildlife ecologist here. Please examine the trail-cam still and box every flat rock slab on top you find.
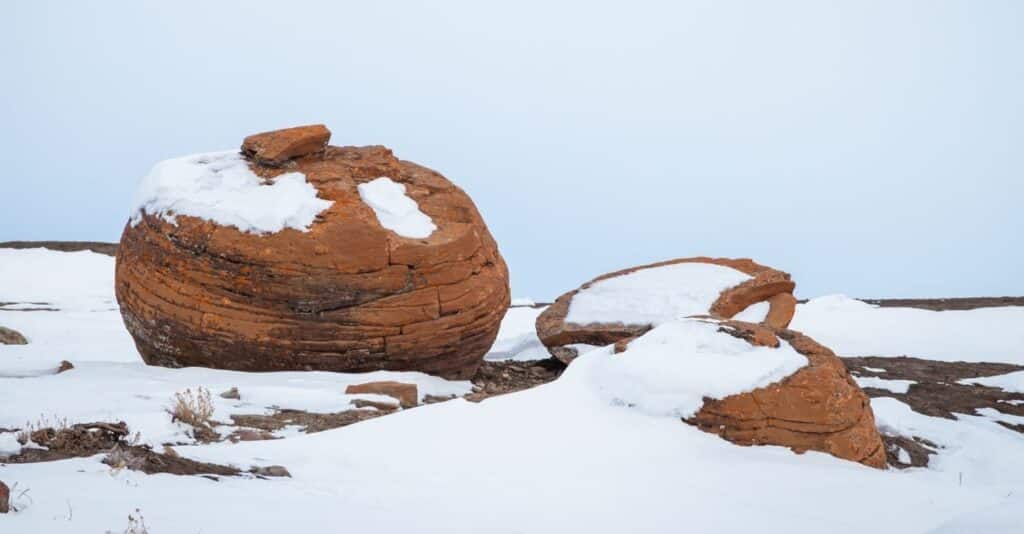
[535,257,797,363]
[116,124,510,379]
[242,124,331,166]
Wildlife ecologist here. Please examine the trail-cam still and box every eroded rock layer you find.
[689,320,887,468]
[116,125,509,379]
[535,257,796,362]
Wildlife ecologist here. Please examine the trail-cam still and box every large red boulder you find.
[116,125,509,379]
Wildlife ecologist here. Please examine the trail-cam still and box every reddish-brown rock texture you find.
[116,125,509,379]
[535,257,796,362]
[0,480,8,514]
[688,320,887,468]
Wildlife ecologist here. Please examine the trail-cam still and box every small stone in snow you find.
[250,465,291,478]
[0,480,9,513]
[0,326,27,345]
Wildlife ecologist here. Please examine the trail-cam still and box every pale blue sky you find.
[2,1,1021,300]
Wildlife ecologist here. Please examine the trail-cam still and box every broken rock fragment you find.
[346,381,419,409]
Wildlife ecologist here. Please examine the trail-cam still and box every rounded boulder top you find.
[116,124,510,379]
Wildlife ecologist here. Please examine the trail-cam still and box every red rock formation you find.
[116,125,509,379]
[688,320,886,468]
[0,480,8,514]
[535,257,796,362]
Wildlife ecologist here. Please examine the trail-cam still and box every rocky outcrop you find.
[0,326,27,345]
[116,125,509,379]
[687,320,886,468]
[536,257,796,363]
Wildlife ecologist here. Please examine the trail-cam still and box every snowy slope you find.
[2,249,1023,533]
[792,295,1024,364]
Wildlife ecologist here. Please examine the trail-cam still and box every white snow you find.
[3,249,1024,533]
[565,262,751,326]
[791,295,1024,364]
[0,248,115,311]
[732,300,770,322]
[871,396,1024,487]
[897,447,912,464]
[357,177,437,239]
[0,432,21,456]
[587,319,807,417]
[510,297,536,306]
[854,375,916,394]
[130,150,333,234]
[484,306,550,361]
[959,371,1024,393]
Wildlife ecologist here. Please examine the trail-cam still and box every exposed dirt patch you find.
[104,445,241,478]
[881,434,939,469]
[860,296,1024,311]
[3,422,130,463]
[842,356,1024,427]
[229,408,386,434]
[0,241,118,256]
[0,303,60,312]
[0,420,289,480]
[466,358,566,402]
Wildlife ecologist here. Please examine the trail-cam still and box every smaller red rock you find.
[346,381,419,408]
[241,124,331,165]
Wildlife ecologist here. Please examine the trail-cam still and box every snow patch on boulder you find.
[565,262,751,326]
[130,150,333,234]
[357,177,437,239]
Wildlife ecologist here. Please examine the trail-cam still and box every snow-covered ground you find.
[792,294,1024,364]
[2,248,1023,533]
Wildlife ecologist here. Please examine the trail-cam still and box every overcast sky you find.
[3,1,1021,300]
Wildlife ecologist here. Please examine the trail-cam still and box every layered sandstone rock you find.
[688,320,886,468]
[116,125,509,379]
[536,257,796,363]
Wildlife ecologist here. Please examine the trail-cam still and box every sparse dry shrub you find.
[16,415,69,445]
[105,508,149,534]
[167,387,215,429]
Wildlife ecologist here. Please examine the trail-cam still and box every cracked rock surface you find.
[688,321,887,468]
[116,125,509,379]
